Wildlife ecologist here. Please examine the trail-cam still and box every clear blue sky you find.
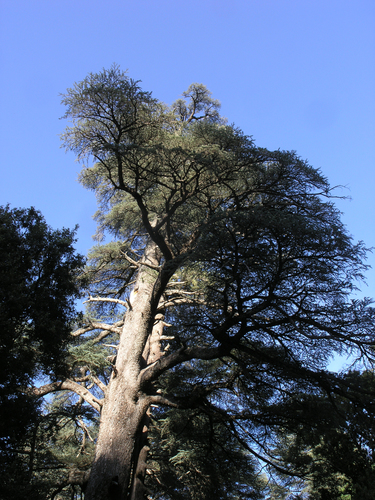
[1,0,374,306]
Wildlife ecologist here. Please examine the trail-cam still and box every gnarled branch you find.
[28,379,103,412]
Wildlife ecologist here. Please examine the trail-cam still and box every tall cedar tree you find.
[31,66,375,499]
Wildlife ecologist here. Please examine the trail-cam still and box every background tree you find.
[0,205,85,499]
[268,370,375,499]
[25,66,375,499]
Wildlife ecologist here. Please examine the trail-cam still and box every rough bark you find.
[129,411,151,500]
[128,310,165,500]
[84,237,163,500]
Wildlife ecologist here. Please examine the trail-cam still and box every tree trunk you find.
[129,310,165,500]
[129,411,151,500]
[84,237,163,500]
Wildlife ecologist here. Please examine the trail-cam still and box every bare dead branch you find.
[84,295,128,308]
[71,321,123,337]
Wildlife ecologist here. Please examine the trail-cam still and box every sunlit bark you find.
[84,236,164,499]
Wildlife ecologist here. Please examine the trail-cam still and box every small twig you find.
[77,417,94,442]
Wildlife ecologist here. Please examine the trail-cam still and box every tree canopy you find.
[4,66,375,499]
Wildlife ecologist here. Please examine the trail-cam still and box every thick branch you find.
[145,394,179,408]
[140,345,224,387]
[28,379,103,412]
[72,320,123,337]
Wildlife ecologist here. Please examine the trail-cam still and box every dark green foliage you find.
[0,393,96,500]
[268,371,375,499]
[148,407,266,500]
[0,205,84,385]
[0,205,84,498]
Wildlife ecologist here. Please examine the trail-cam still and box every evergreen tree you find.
[269,370,375,499]
[28,65,375,499]
[0,205,85,498]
